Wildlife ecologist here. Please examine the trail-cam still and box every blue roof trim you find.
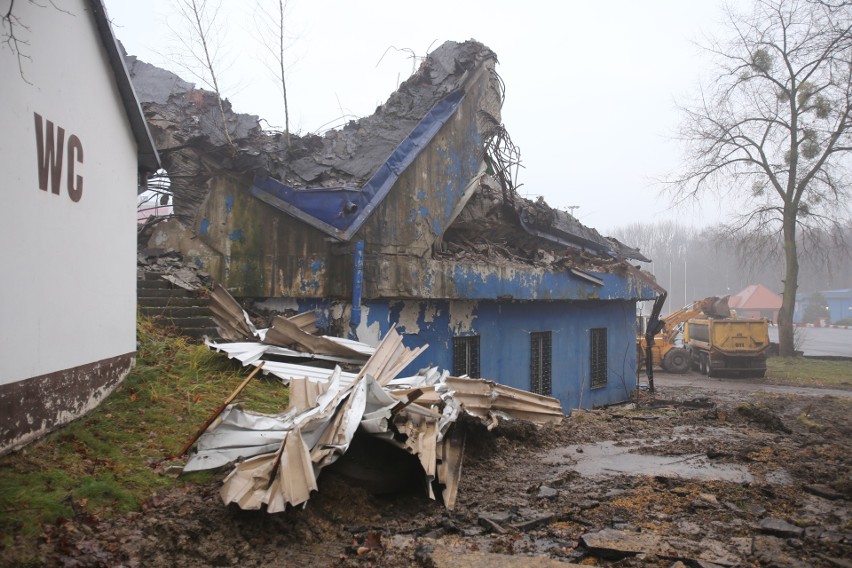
[251,89,467,241]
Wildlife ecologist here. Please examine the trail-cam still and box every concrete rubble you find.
[126,41,500,221]
[137,248,212,291]
[180,284,564,513]
[127,40,650,272]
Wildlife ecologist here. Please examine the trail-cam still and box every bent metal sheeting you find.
[184,327,563,512]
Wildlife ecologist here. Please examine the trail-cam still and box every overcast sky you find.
[105,0,739,234]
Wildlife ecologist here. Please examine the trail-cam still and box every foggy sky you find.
[105,0,738,234]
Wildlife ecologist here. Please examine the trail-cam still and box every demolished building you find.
[129,39,660,412]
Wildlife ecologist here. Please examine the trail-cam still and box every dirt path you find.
[653,370,852,399]
[18,379,852,567]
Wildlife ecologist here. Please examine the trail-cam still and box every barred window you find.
[452,335,480,377]
[590,328,608,388]
[530,331,552,396]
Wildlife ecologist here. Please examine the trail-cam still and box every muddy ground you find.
[28,374,852,567]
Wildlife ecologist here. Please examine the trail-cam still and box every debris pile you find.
[179,285,563,512]
[137,248,212,291]
[128,41,650,270]
[440,178,650,270]
[127,41,500,221]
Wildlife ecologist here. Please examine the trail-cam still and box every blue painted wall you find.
[343,298,639,414]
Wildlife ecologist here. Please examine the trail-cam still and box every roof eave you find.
[88,0,161,175]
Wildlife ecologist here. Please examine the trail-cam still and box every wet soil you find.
[17,375,852,566]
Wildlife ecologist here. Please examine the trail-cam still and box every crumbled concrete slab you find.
[759,517,805,538]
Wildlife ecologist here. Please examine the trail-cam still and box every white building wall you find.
[0,0,138,384]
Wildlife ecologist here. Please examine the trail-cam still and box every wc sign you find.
[34,112,84,202]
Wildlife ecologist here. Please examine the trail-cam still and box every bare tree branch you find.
[254,0,296,146]
[166,0,235,150]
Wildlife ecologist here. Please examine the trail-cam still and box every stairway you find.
[137,272,219,340]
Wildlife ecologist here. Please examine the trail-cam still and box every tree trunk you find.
[778,208,799,357]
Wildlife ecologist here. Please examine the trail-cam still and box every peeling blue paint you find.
[229,229,244,242]
[309,258,324,273]
[298,258,324,295]
[199,219,209,235]
[269,293,642,414]
[194,256,203,268]
[225,195,234,213]
[362,298,639,414]
[403,262,657,301]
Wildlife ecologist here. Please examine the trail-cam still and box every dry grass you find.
[0,317,289,545]
[765,357,852,390]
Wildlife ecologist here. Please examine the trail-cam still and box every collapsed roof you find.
[128,39,649,267]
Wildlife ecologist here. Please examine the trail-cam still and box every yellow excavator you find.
[639,296,732,374]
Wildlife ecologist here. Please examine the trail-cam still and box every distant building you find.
[728,284,782,323]
[795,289,852,324]
[0,0,159,454]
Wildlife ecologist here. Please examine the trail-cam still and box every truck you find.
[638,296,732,374]
[684,316,770,378]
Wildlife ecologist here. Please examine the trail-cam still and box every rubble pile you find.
[127,41,500,221]
[438,175,649,271]
[27,384,852,567]
[177,285,563,513]
[128,42,650,270]
[137,248,212,291]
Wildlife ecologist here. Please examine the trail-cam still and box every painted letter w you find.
[34,112,65,194]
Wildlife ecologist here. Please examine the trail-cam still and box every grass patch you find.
[0,317,289,548]
[765,356,852,389]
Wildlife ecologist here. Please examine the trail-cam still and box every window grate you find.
[530,331,552,396]
[452,335,480,377]
[590,328,608,388]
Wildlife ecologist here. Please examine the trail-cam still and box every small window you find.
[590,328,608,388]
[530,331,552,396]
[453,335,480,377]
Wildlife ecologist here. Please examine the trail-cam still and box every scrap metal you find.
[185,317,564,513]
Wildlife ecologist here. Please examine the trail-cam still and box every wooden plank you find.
[173,362,265,458]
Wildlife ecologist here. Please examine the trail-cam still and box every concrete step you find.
[136,287,197,299]
[141,271,167,281]
[137,297,209,308]
[139,306,213,318]
[137,278,184,290]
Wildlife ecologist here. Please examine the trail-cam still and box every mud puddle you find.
[544,423,795,484]
[544,440,755,482]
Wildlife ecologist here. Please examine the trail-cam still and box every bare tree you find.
[2,0,32,83]
[254,0,294,146]
[168,0,234,149]
[671,0,852,356]
[2,0,73,85]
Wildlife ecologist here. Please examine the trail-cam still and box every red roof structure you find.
[729,284,782,322]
